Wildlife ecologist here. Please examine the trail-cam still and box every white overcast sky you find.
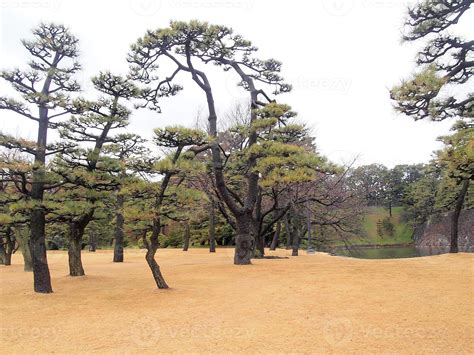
[1,0,473,167]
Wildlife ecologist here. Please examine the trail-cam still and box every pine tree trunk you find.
[68,222,85,276]
[183,221,190,251]
[292,229,300,257]
[284,214,293,250]
[270,221,281,251]
[234,215,254,265]
[254,231,265,258]
[29,95,54,292]
[16,228,33,271]
[21,241,33,272]
[209,201,216,253]
[145,226,168,289]
[201,72,260,266]
[113,193,125,262]
[145,249,169,289]
[253,188,264,259]
[450,179,469,253]
[306,206,313,252]
[4,249,12,266]
[26,59,64,292]
[3,228,14,266]
[292,226,307,257]
[29,207,53,292]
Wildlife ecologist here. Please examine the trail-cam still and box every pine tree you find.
[123,126,207,288]
[54,72,138,276]
[0,23,82,292]
[104,134,148,262]
[436,120,473,252]
[391,0,473,121]
[128,21,313,264]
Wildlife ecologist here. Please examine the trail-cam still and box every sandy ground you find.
[0,248,473,354]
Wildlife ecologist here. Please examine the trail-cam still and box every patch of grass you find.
[356,206,414,246]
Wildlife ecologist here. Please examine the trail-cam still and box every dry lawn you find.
[0,248,473,354]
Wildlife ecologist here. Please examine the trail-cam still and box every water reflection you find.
[330,246,474,259]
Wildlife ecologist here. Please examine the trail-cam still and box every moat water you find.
[330,246,473,259]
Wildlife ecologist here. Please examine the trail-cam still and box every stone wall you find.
[414,209,474,248]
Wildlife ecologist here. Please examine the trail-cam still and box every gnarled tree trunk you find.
[145,225,168,289]
[450,178,469,253]
[145,249,168,289]
[234,214,254,265]
[191,59,261,266]
[68,211,94,276]
[68,223,86,276]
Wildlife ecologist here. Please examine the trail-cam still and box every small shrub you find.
[382,217,395,237]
